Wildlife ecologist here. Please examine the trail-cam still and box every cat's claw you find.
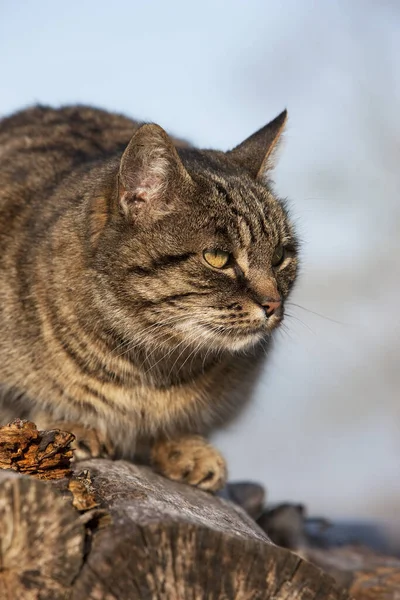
[151,435,227,492]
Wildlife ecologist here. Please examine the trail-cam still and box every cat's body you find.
[0,105,298,489]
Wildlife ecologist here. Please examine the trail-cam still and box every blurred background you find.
[1,1,399,527]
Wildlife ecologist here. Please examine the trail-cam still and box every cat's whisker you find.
[188,340,208,374]
[149,335,193,377]
[201,344,213,372]
[190,330,215,372]
[143,319,211,377]
[277,322,296,344]
[111,314,190,359]
[176,331,211,377]
[285,312,316,335]
[286,302,350,326]
[142,336,189,373]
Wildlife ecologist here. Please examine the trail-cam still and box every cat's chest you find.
[92,349,258,439]
[128,366,229,435]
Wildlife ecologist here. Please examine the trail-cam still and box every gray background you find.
[1,0,399,526]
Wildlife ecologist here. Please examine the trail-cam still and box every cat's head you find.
[93,112,298,355]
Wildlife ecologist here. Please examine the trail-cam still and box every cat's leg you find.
[32,412,115,461]
[151,435,227,492]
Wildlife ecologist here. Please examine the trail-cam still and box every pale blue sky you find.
[1,0,290,148]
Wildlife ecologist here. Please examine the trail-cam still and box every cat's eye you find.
[203,249,231,269]
[271,245,285,267]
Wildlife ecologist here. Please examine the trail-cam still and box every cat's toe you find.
[72,426,114,461]
[151,436,227,492]
[40,421,114,461]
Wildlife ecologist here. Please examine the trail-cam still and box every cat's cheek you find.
[245,303,267,323]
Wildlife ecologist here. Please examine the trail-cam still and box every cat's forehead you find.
[191,174,288,250]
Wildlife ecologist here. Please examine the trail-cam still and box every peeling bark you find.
[0,419,73,479]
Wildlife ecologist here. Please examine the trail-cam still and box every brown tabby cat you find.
[0,105,298,491]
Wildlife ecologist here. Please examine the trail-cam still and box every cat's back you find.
[0,104,138,142]
[0,104,146,260]
[0,105,189,206]
[0,105,141,193]
[0,105,142,326]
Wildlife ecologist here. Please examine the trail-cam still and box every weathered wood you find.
[306,546,400,600]
[0,463,349,598]
[78,459,270,543]
[73,521,349,600]
[68,469,98,511]
[256,498,400,599]
[0,470,85,600]
[70,459,349,599]
[0,421,350,598]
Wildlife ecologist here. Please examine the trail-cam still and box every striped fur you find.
[0,105,298,485]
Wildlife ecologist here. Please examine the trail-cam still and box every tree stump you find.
[0,471,85,599]
[72,459,349,599]
[0,420,350,599]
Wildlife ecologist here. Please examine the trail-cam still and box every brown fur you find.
[0,105,298,490]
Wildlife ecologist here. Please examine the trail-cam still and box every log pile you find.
[0,420,397,599]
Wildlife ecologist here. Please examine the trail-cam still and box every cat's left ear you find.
[118,123,191,220]
[227,110,287,180]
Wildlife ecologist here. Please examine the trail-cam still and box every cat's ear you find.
[227,110,287,180]
[118,124,191,219]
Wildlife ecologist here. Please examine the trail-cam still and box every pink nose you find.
[262,299,281,317]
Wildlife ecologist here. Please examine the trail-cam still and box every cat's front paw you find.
[151,435,227,492]
[70,424,115,461]
[42,421,114,461]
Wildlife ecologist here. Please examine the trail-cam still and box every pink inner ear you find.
[135,172,166,203]
[122,146,170,204]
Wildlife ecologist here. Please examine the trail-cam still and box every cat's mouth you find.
[226,315,282,341]
[175,314,282,352]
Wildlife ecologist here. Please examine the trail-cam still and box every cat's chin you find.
[172,317,281,353]
[216,320,284,352]
[204,329,267,353]
[225,334,265,352]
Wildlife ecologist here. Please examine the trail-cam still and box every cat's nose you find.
[261,298,281,317]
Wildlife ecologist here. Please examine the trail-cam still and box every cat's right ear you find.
[227,110,287,180]
[117,124,191,220]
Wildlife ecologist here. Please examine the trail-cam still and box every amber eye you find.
[271,245,285,267]
[203,249,231,269]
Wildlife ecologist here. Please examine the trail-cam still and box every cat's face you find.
[94,113,298,354]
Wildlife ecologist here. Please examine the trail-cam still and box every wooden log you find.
[255,495,400,599]
[0,421,350,598]
[0,470,85,600]
[0,466,349,599]
[71,459,348,599]
[306,546,400,600]
[1,419,399,598]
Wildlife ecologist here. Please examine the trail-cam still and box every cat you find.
[0,105,298,491]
